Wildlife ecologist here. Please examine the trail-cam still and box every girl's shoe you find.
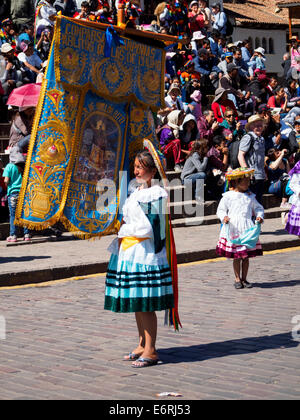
[7,235,17,242]
[24,234,31,242]
[242,280,253,288]
[234,280,244,289]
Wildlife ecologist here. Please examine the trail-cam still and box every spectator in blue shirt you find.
[241,39,252,65]
[211,3,227,36]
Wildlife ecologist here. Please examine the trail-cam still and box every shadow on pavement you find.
[253,279,300,288]
[0,256,51,263]
[159,332,299,364]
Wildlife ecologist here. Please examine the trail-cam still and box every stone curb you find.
[1,237,299,288]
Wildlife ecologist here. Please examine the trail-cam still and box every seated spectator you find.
[0,43,23,98]
[206,134,228,198]
[219,63,245,107]
[179,114,199,154]
[266,148,291,209]
[0,19,16,49]
[211,87,238,123]
[18,42,43,83]
[194,47,221,83]
[241,39,253,66]
[284,78,300,109]
[36,28,52,61]
[207,134,229,172]
[248,48,266,77]
[9,107,35,150]
[185,77,202,104]
[246,73,270,106]
[158,109,186,172]
[188,1,206,35]
[158,83,186,121]
[35,0,57,40]
[267,76,278,97]
[199,0,212,34]
[54,0,78,17]
[197,109,219,146]
[219,107,245,144]
[208,29,222,59]
[181,139,209,201]
[288,115,300,156]
[74,1,92,19]
[211,3,227,37]
[17,23,34,49]
[188,89,203,120]
[36,60,48,83]
[267,86,288,113]
[218,51,233,74]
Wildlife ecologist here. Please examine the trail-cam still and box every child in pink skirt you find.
[216,168,264,289]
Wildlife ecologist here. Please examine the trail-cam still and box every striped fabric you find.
[104,254,174,313]
[216,237,263,259]
[286,205,300,236]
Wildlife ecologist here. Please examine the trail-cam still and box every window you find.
[255,37,260,49]
[262,37,267,53]
[269,38,274,54]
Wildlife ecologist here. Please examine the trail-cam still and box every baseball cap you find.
[227,63,239,72]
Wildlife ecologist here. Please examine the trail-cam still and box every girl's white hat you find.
[254,47,265,56]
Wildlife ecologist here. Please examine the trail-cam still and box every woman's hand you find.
[223,216,230,224]
[256,217,263,224]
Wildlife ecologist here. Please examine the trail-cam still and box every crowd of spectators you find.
[0,0,300,225]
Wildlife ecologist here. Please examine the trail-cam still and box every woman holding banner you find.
[104,142,181,368]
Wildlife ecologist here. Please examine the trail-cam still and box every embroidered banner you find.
[16,16,164,237]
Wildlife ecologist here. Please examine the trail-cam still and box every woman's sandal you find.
[123,352,140,361]
[131,357,159,368]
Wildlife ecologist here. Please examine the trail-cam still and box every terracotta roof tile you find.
[223,0,296,25]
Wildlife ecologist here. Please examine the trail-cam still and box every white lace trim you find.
[132,185,168,203]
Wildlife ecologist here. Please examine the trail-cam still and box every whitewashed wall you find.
[233,27,288,76]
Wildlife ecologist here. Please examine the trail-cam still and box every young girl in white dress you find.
[216,168,264,289]
[104,147,180,367]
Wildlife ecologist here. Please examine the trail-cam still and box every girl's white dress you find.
[216,190,264,259]
[104,185,174,313]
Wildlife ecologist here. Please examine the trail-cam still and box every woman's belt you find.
[121,237,150,251]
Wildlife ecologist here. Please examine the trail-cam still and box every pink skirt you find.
[216,237,263,259]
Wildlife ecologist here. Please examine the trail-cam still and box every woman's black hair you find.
[135,150,159,179]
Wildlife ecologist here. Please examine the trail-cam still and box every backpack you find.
[229,133,254,169]
[225,16,234,37]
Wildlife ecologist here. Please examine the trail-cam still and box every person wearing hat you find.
[217,51,233,74]
[158,83,186,119]
[188,1,207,35]
[248,47,266,77]
[3,146,31,242]
[238,114,267,203]
[211,87,238,123]
[35,0,57,40]
[0,42,23,96]
[219,62,244,107]
[0,18,16,49]
[211,2,227,37]
[216,166,264,289]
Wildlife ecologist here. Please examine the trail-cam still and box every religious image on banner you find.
[16,15,166,238]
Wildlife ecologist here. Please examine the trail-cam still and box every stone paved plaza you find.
[0,248,299,400]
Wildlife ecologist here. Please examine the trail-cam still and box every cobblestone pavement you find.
[0,248,300,400]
